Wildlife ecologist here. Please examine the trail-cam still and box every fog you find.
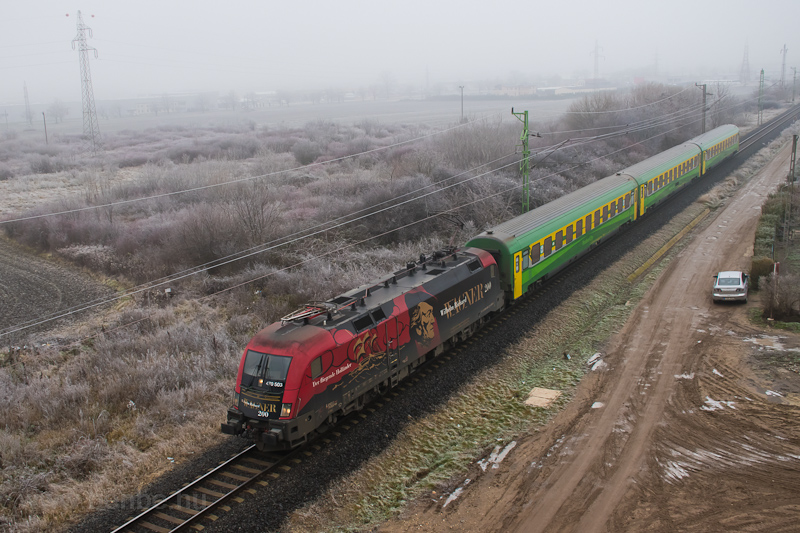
[3,0,799,106]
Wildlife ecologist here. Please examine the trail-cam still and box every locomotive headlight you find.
[232,391,240,408]
[280,403,292,418]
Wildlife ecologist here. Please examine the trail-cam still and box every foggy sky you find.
[3,0,798,105]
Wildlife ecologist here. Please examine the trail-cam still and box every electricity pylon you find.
[72,11,101,152]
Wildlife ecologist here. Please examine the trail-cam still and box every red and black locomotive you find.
[222,247,504,450]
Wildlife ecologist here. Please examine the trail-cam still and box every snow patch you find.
[591,402,604,409]
[700,396,736,411]
[712,368,724,378]
[443,478,471,508]
[587,353,602,366]
[478,441,517,471]
[743,335,799,352]
[765,390,783,397]
[674,373,695,380]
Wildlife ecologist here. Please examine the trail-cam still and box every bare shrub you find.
[750,257,774,290]
[57,438,108,480]
[225,180,283,246]
[434,119,517,171]
[761,273,800,320]
[0,163,13,180]
[27,155,58,174]
[565,91,621,131]
[292,140,323,165]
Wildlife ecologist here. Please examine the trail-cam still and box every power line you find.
[0,102,718,339]
[0,115,495,225]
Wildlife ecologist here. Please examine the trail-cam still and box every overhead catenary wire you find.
[1,96,737,337]
[0,101,721,339]
[2,86,764,337]
[0,102,710,337]
[0,113,502,225]
[70,109,723,346]
[0,82,733,227]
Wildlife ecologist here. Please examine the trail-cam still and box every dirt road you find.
[0,237,112,340]
[381,144,800,531]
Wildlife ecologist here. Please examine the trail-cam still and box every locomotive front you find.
[222,323,333,450]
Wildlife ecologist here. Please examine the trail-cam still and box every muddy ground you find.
[0,237,113,343]
[378,145,800,532]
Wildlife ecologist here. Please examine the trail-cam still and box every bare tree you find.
[160,93,173,114]
[221,91,238,110]
[47,99,69,123]
[195,93,213,112]
[379,71,395,99]
[227,180,282,246]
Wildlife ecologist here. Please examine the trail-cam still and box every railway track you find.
[110,445,296,532]
[105,105,800,533]
[739,104,800,152]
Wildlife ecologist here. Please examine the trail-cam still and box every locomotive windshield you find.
[242,350,291,388]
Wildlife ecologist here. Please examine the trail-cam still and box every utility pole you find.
[42,112,48,144]
[23,82,32,126]
[459,85,464,123]
[785,135,797,243]
[71,11,101,152]
[512,108,531,213]
[793,67,797,103]
[696,83,712,133]
[758,69,765,125]
[780,44,788,88]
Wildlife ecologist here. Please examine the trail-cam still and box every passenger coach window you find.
[522,249,530,269]
[624,193,631,209]
[602,205,609,222]
[543,237,553,257]
[555,230,564,250]
[530,244,541,265]
[576,220,584,238]
[585,213,593,231]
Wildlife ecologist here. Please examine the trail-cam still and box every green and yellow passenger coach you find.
[466,124,739,301]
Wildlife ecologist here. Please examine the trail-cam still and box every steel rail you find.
[739,104,800,152]
[109,444,289,533]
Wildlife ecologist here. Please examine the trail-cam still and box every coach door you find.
[639,184,646,217]
[513,251,523,300]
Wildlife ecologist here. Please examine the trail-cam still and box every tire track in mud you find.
[504,142,800,533]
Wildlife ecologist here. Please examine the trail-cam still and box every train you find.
[222,124,739,451]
